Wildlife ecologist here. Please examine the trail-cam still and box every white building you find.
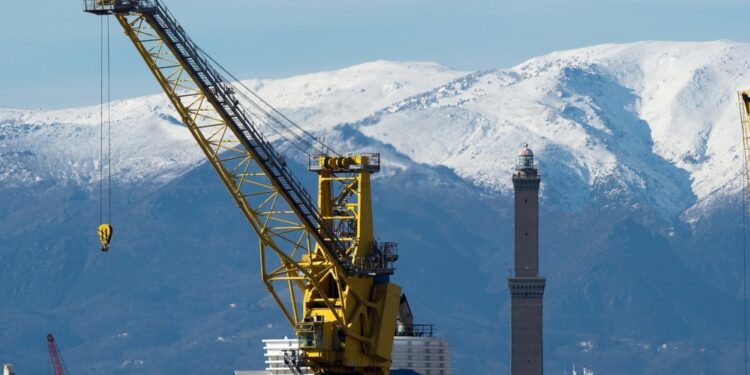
[3,364,15,375]
[262,337,309,375]
[391,335,452,375]
[257,335,452,375]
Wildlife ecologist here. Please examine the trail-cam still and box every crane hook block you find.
[98,224,113,252]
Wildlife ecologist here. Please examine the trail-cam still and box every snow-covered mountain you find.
[4,43,745,216]
[1,42,747,374]
[0,61,466,188]
[355,41,747,217]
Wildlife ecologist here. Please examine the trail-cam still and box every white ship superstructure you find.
[391,329,452,375]
[261,331,452,375]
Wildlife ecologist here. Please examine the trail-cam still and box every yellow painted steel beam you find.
[114,12,348,329]
[303,156,400,374]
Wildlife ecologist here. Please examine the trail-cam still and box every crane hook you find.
[98,224,113,252]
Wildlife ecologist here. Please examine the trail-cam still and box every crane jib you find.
[88,0,348,271]
[148,4,345,260]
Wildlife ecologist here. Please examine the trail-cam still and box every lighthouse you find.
[508,144,545,375]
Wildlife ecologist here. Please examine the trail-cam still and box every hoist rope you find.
[107,15,112,224]
[99,16,104,225]
[743,179,749,375]
[236,89,318,156]
[99,16,112,225]
[744,155,748,374]
[195,46,341,158]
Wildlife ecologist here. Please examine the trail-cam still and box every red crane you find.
[46,334,65,375]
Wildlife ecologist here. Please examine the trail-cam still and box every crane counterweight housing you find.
[83,1,402,374]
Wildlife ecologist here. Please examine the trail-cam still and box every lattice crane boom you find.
[83,1,402,374]
[46,335,65,375]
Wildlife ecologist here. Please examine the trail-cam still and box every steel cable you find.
[107,15,112,224]
[195,46,340,158]
[744,151,748,375]
[99,16,104,225]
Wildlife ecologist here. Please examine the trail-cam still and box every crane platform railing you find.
[308,153,382,173]
[83,0,156,14]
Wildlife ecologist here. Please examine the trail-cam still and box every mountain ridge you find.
[0,41,748,374]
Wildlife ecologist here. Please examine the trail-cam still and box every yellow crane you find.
[84,1,402,374]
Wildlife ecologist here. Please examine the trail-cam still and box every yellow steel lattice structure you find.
[84,1,402,374]
[303,155,401,372]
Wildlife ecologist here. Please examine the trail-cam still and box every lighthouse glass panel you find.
[518,155,534,169]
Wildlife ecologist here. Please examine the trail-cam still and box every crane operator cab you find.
[297,316,326,350]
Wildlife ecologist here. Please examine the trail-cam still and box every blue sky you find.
[0,0,745,109]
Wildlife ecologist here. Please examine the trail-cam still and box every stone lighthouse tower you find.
[508,144,545,375]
